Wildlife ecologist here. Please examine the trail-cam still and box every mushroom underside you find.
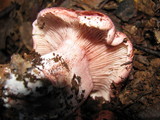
[32,8,133,101]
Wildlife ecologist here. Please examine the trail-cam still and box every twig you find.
[98,0,109,8]
[134,44,160,58]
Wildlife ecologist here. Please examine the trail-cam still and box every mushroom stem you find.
[1,45,93,118]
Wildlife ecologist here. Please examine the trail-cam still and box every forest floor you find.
[0,0,160,120]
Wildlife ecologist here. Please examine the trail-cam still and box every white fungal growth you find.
[2,66,45,102]
[4,73,30,96]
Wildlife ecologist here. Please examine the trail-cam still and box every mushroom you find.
[32,7,133,101]
[1,7,133,119]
